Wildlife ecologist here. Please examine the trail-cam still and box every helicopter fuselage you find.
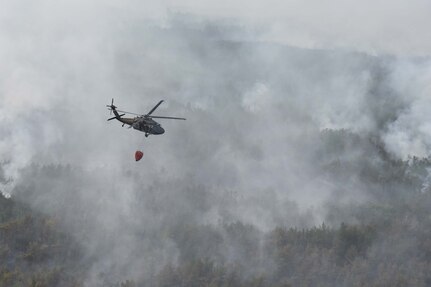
[132,117,165,135]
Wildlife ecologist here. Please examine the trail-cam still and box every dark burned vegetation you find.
[2,130,431,286]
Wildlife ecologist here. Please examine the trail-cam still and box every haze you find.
[1,0,431,285]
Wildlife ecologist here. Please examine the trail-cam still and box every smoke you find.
[1,0,431,284]
[382,59,431,158]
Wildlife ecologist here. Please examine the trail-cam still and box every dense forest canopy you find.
[2,129,431,286]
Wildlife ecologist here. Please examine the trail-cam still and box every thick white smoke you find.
[382,59,431,158]
[1,1,431,284]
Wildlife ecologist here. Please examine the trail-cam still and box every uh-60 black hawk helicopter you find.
[106,99,186,137]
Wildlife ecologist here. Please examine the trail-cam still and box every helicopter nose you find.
[154,126,165,134]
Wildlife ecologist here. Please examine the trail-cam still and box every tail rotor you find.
[106,98,117,115]
[106,98,126,121]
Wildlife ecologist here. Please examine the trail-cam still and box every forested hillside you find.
[2,130,431,286]
[0,195,83,286]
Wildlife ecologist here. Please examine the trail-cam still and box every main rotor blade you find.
[147,100,164,115]
[149,115,186,120]
[115,110,143,116]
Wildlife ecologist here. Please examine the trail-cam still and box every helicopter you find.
[106,99,186,137]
